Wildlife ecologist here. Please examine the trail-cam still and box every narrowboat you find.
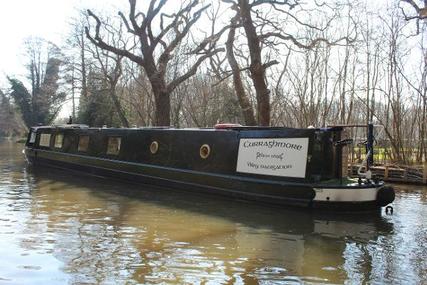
[24,124,395,211]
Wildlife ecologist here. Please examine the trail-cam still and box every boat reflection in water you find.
[15,166,395,284]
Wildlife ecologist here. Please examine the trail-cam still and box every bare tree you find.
[120,62,156,126]
[64,14,92,122]
[0,90,27,137]
[9,38,66,127]
[222,0,354,126]
[85,0,225,126]
[86,18,130,127]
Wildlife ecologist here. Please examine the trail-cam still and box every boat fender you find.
[376,186,395,207]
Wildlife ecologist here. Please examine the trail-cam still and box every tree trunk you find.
[238,0,270,126]
[71,66,76,119]
[153,89,171,126]
[80,31,88,100]
[149,73,170,126]
[226,22,257,126]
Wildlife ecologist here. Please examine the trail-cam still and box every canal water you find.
[0,140,426,285]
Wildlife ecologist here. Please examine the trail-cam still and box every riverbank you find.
[349,164,427,185]
[0,136,27,143]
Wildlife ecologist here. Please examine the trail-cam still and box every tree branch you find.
[260,32,354,49]
[167,47,224,93]
[86,9,145,66]
[251,0,299,9]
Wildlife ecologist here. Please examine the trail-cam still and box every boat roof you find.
[31,124,343,132]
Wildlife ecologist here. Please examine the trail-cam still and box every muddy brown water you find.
[0,140,426,284]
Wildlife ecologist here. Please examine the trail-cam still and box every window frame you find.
[54,133,64,149]
[78,135,90,152]
[39,133,51,147]
[29,131,36,144]
[106,136,122,156]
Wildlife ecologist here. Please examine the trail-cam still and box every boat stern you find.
[312,180,395,211]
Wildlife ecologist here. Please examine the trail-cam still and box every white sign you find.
[236,138,309,178]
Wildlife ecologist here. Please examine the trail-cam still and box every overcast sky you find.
[0,0,121,88]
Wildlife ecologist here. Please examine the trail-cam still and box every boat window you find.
[107,137,121,155]
[54,133,64,148]
[29,131,36,143]
[39,133,51,147]
[78,136,90,152]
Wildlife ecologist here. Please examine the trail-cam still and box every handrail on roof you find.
[53,124,89,128]
[327,124,383,128]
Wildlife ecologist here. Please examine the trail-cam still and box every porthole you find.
[150,141,159,154]
[199,144,211,159]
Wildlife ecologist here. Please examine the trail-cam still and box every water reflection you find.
[25,168,395,284]
[0,141,426,284]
